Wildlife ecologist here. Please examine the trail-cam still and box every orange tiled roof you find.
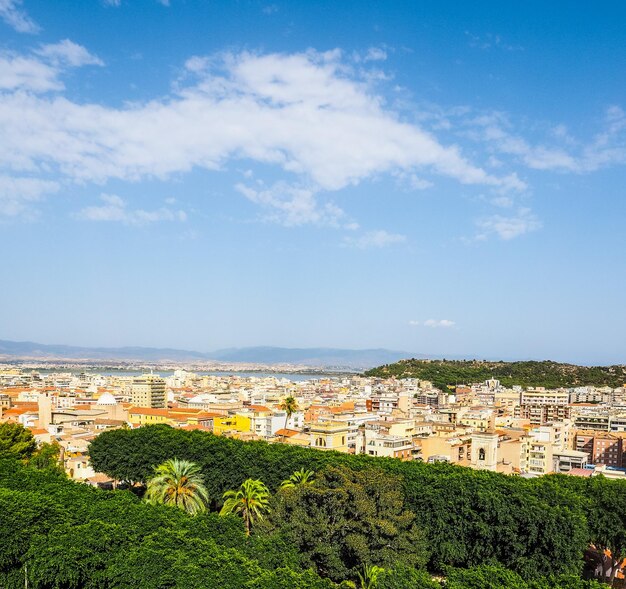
[180,424,212,431]
[274,428,299,437]
[128,407,170,417]
[248,405,271,412]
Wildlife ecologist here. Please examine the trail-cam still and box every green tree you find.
[29,441,62,471]
[145,458,209,515]
[357,564,384,589]
[265,466,429,583]
[0,422,37,460]
[376,565,440,589]
[279,396,299,440]
[280,468,315,489]
[584,477,626,586]
[220,478,271,536]
[444,565,529,589]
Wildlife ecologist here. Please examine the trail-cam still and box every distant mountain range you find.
[0,339,416,369]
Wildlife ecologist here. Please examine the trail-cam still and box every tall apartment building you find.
[575,431,625,468]
[516,389,571,425]
[131,374,166,409]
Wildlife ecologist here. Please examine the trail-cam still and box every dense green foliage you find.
[89,425,626,584]
[264,466,429,582]
[0,459,332,589]
[0,423,622,587]
[364,358,626,390]
[0,422,37,459]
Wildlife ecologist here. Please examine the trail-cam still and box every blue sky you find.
[1,0,625,364]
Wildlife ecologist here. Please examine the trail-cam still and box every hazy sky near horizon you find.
[1,0,625,364]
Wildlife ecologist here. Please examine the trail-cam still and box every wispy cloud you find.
[35,39,104,67]
[235,182,350,228]
[476,207,541,240]
[0,175,59,217]
[75,194,187,225]
[424,319,455,328]
[465,31,523,51]
[364,47,387,62]
[0,0,39,34]
[465,108,626,174]
[409,319,456,328]
[343,230,406,249]
[0,41,102,93]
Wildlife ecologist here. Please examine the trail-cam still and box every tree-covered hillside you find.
[364,359,626,390]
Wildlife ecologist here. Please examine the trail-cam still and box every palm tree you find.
[279,395,299,441]
[144,458,209,515]
[357,564,384,589]
[219,478,271,536]
[280,468,315,489]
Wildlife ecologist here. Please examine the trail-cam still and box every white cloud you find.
[36,39,104,67]
[476,207,541,240]
[491,195,514,208]
[0,50,520,194]
[466,109,626,174]
[423,319,455,328]
[0,0,39,34]
[75,194,187,225]
[235,182,349,228]
[364,47,387,62]
[0,41,103,93]
[343,229,406,249]
[0,54,61,92]
[0,175,59,217]
[408,320,421,326]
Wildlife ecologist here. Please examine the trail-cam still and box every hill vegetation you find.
[364,359,626,390]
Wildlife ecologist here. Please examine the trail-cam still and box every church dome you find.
[96,392,118,406]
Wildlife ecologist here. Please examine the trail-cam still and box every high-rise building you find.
[131,374,166,408]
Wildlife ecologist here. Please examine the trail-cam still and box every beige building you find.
[418,434,471,466]
[131,374,166,409]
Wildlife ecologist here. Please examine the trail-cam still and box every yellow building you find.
[213,414,252,436]
[309,420,350,453]
[128,407,217,429]
[128,407,170,426]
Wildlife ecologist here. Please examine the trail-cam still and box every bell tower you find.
[470,431,499,471]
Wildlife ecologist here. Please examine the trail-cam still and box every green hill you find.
[364,359,626,390]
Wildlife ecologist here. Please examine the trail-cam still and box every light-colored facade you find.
[309,420,350,452]
[131,374,166,409]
